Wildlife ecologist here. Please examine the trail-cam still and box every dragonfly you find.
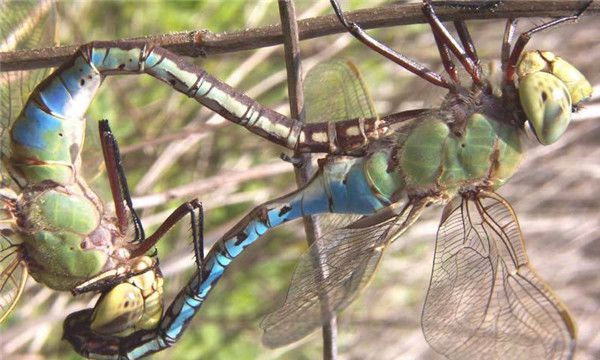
[2,1,593,359]
[0,0,205,354]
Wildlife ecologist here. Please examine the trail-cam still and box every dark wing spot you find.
[58,133,63,137]
[80,79,85,86]
[124,301,130,308]
[541,91,548,101]
[461,143,466,148]
[118,63,125,70]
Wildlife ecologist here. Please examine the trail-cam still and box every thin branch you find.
[279,1,338,359]
[1,0,598,72]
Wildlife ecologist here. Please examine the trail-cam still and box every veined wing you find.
[0,233,27,323]
[422,191,575,360]
[304,59,377,124]
[261,198,429,348]
[302,59,379,233]
[0,0,57,185]
[261,60,387,347]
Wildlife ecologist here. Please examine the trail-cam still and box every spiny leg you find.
[329,0,452,90]
[191,201,205,270]
[431,25,459,83]
[453,20,480,72]
[130,199,204,259]
[421,1,481,84]
[74,123,202,295]
[99,120,145,242]
[504,0,592,83]
[501,18,518,71]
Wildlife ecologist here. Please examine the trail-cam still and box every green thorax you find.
[365,94,523,200]
[17,184,118,290]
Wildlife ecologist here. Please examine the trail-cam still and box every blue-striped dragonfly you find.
[2,0,596,360]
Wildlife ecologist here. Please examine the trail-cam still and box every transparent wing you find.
[303,59,378,240]
[422,192,575,360]
[261,199,429,348]
[0,0,57,185]
[0,234,27,323]
[304,59,377,124]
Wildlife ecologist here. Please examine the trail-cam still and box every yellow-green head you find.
[89,256,164,337]
[517,51,592,145]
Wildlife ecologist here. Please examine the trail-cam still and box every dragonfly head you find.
[517,51,592,145]
[88,256,164,337]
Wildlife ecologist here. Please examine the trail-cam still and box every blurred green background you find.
[1,1,599,359]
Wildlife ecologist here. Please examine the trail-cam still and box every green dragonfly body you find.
[1,1,593,359]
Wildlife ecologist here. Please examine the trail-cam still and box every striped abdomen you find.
[9,41,385,188]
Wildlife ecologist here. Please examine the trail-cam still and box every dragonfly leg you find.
[100,119,205,262]
[501,19,518,72]
[329,0,452,90]
[453,20,480,72]
[421,1,481,85]
[129,199,204,263]
[504,1,592,83]
[99,120,144,242]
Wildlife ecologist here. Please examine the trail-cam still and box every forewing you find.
[301,59,378,267]
[261,59,383,346]
[422,192,575,360]
[261,199,429,348]
[0,235,27,323]
[304,59,377,124]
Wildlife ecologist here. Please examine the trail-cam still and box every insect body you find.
[2,1,593,359]
[0,4,204,355]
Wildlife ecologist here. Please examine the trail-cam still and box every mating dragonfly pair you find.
[0,1,593,359]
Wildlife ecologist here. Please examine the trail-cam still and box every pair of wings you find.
[261,190,575,360]
[259,61,575,359]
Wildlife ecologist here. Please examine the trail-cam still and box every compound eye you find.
[89,282,144,336]
[519,72,572,145]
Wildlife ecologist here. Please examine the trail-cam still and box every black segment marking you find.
[102,48,110,65]
[196,83,214,98]
[278,205,292,217]
[234,232,248,246]
[149,55,165,69]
